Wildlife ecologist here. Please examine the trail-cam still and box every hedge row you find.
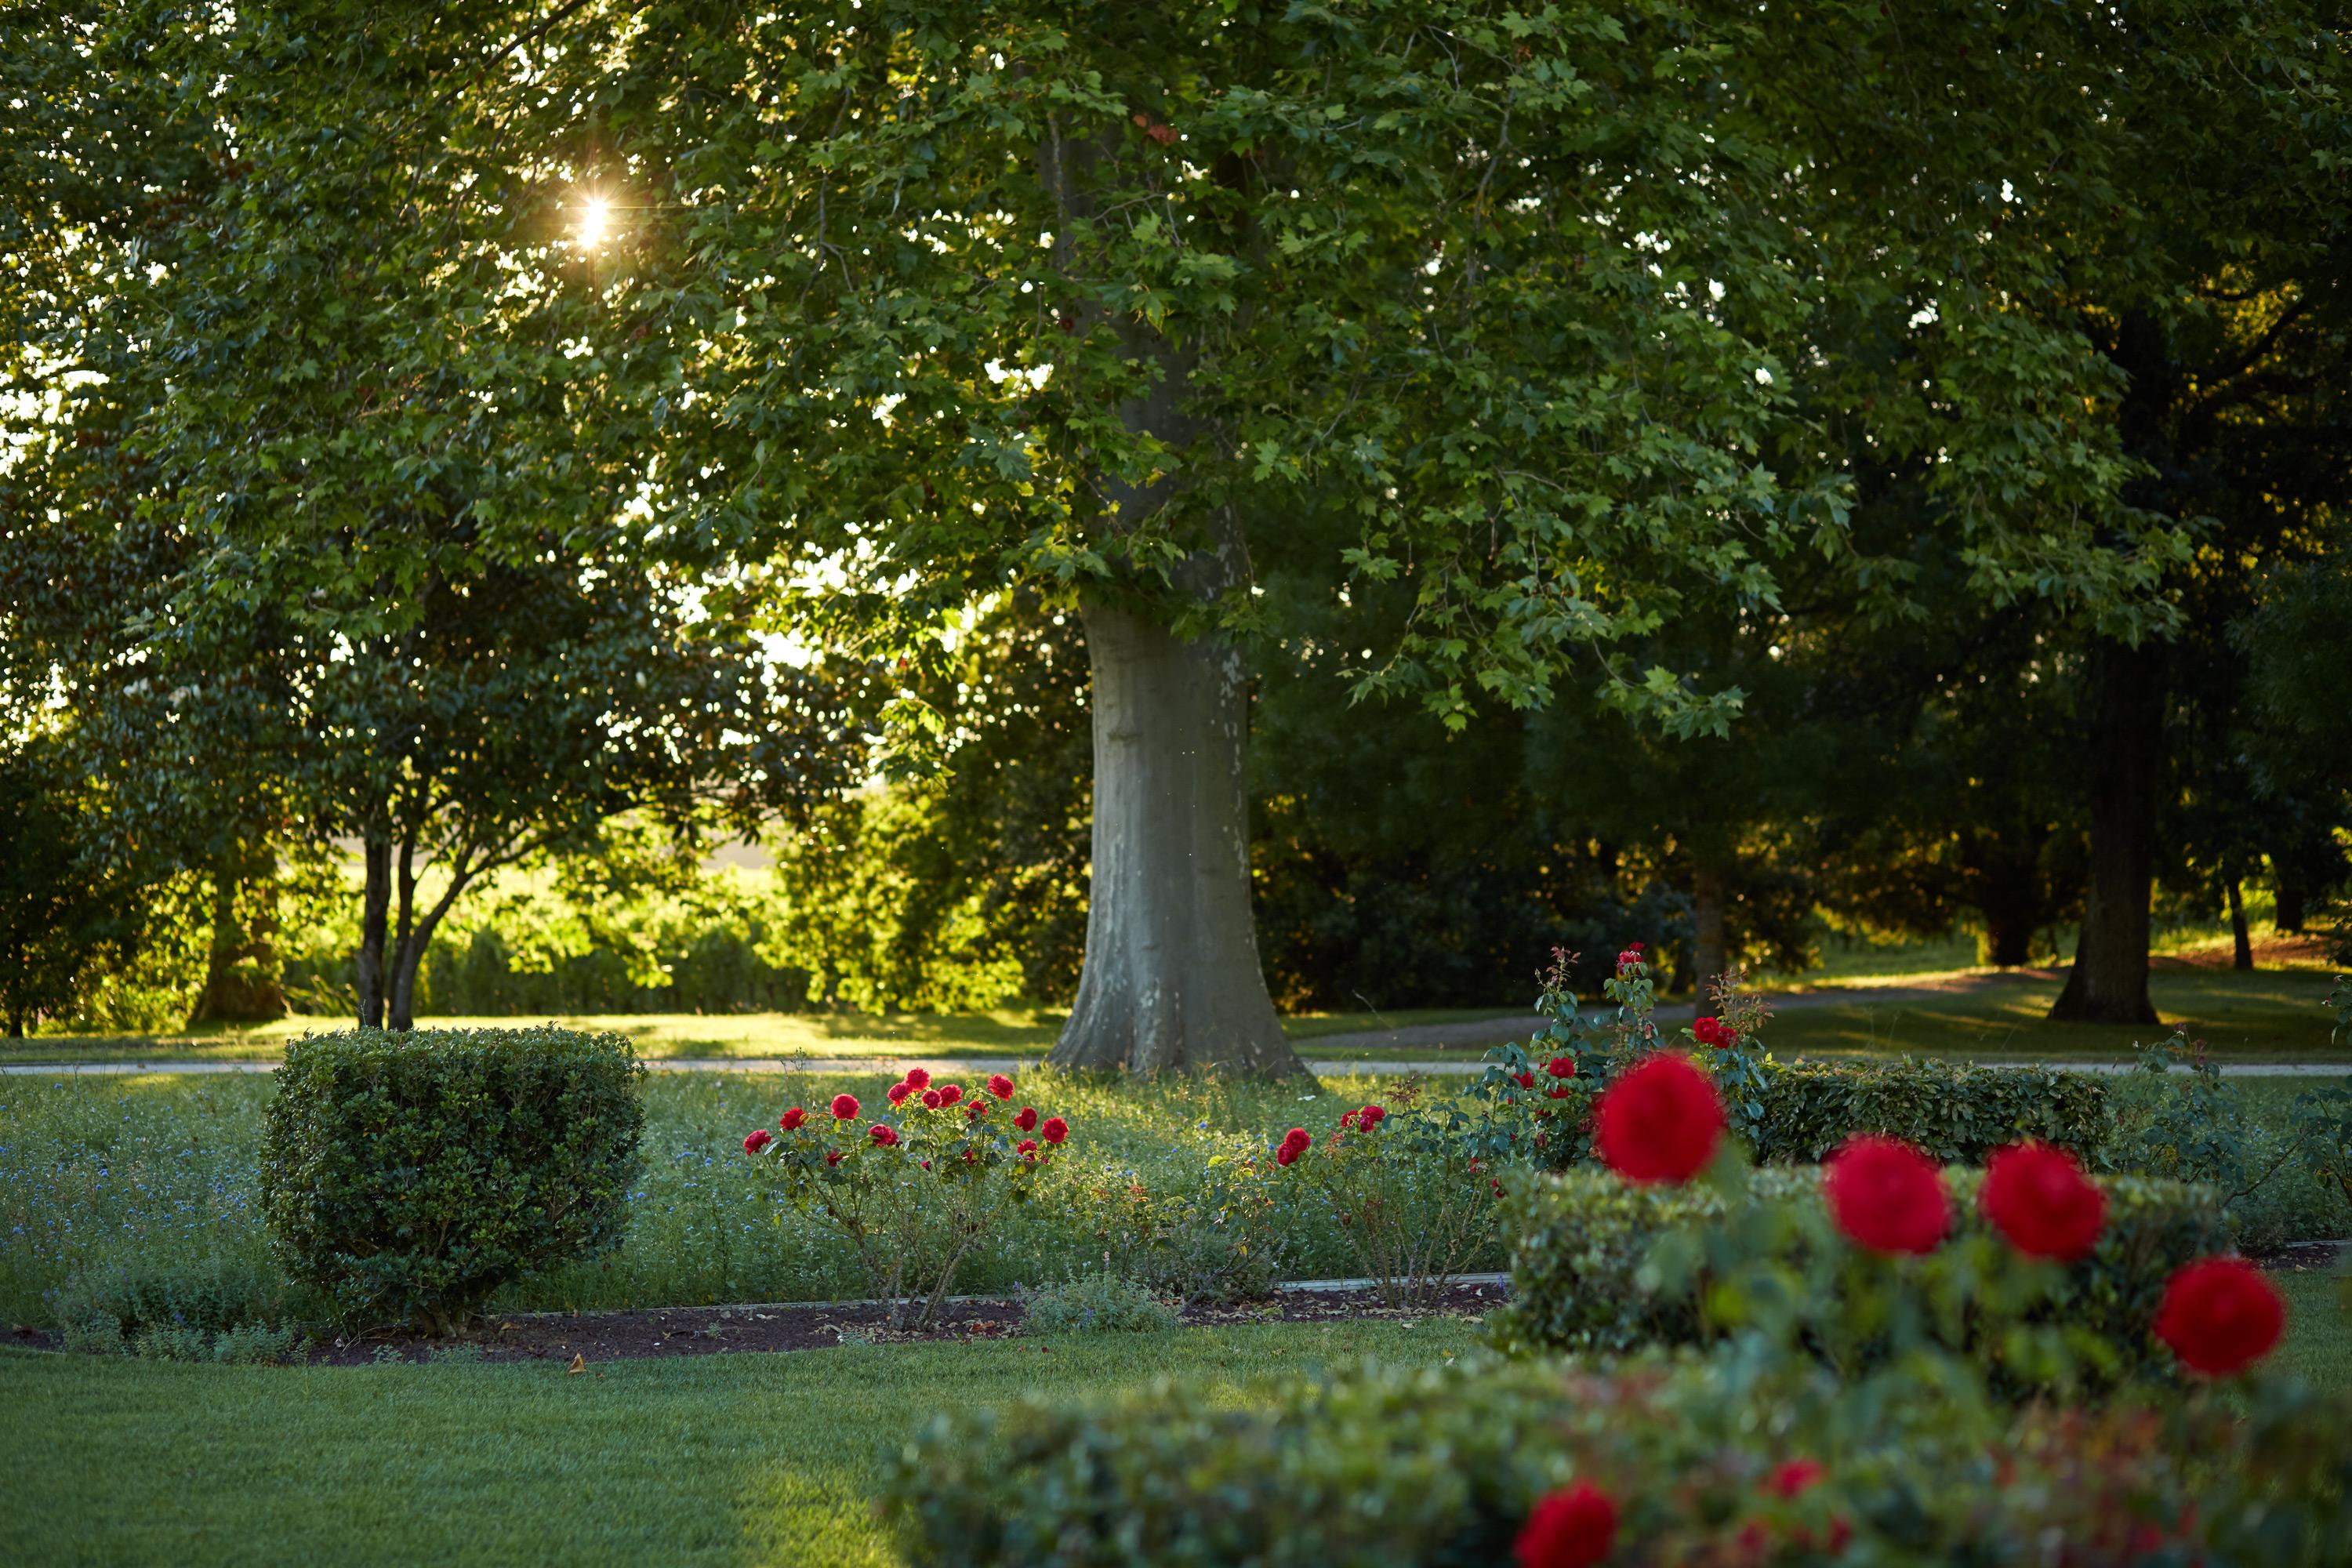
[1489,1164,2227,1376]
[886,1355,2351,1567]
[260,1027,645,1330]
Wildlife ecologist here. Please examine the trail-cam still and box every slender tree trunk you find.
[2227,874,2253,971]
[1690,864,1727,996]
[2049,641,2164,1025]
[1982,910,2036,969]
[6,1014,21,1039]
[1048,602,1301,1076]
[189,847,287,1025]
[356,833,393,1029]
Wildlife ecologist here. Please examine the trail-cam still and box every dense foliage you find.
[259,1027,646,1330]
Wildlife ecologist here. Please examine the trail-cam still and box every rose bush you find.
[744,1065,1072,1327]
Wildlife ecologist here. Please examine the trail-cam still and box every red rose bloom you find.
[1594,1055,1725,1185]
[830,1094,859,1121]
[987,1073,1016,1100]
[2155,1257,2285,1377]
[1982,1141,2107,1261]
[780,1108,807,1131]
[1276,1127,1312,1167]
[1545,1055,1577,1078]
[743,1129,774,1155]
[887,1082,913,1106]
[1040,1116,1068,1145]
[825,1149,844,1167]
[1548,1085,1574,1101]
[1016,1138,1038,1155]
[1014,1106,1039,1132]
[966,1102,989,1120]
[1824,1135,1950,1255]
[902,1067,931,1090]
[1515,1071,1537,1090]
[1693,1016,1734,1049]
[1340,1110,1359,1131]
[938,1083,963,1105]
[1616,945,1645,974]
[1359,1104,1386,1128]
[1767,1459,1825,1500]
[869,1123,900,1148]
[921,1088,943,1108]
[1515,1481,1617,1568]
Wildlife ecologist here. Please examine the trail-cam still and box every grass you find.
[0,1006,1530,1067]
[0,1317,1484,1568]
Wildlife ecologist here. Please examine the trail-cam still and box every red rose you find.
[1545,1055,1577,1078]
[962,1148,978,1163]
[779,1108,807,1131]
[987,1073,1016,1100]
[1359,1104,1385,1128]
[966,1102,988,1120]
[1276,1127,1311,1167]
[1017,1138,1038,1155]
[1014,1106,1038,1132]
[921,1088,943,1109]
[902,1067,931,1090]
[830,1094,859,1121]
[869,1123,900,1148]
[1594,1055,1725,1185]
[1767,1459,1824,1499]
[1824,1135,1950,1255]
[887,1083,913,1106]
[2155,1257,2285,1377]
[825,1149,844,1167]
[1981,1141,2106,1261]
[743,1129,774,1154]
[1616,946,1645,974]
[1548,1085,1574,1101]
[1693,1016,1733,1049]
[1515,1481,1617,1568]
[1341,1110,1359,1130]
[938,1083,963,1106]
[1516,1071,1537,1090]
[1040,1116,1068,1145]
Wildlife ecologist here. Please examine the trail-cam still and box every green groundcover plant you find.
[891,1052,2328,1566]
[260,1026,644,1331]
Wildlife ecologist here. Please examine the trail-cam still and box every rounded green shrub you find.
[260,1026,644,1331]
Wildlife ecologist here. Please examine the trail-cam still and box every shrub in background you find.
[52,1254,302,1361]
[1071,1147,1289,1306]
[1019,1273,1180,1334]
[1751,1057,2108,1166]
[260,1027,644,1332]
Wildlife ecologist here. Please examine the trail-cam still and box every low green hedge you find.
[1489,1164,2227,1375]
[1751,1057,2107,1165]
[260,1026,645,1330]
[885,1355,2352,1567]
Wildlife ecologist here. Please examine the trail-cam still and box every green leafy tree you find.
[0,740,142,1036]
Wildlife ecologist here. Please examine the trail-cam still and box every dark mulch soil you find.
[291,1279,1507,1367]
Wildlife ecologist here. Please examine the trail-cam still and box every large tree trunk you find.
[1689,864,1729,996]
[356,833,392,1029]
[188,849,288,1025]
[1048,603,1300,1076]
[2049,641,2164,1024]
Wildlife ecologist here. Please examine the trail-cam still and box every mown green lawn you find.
[0,1319,1483,1568]
[5,1269,2345,1568]
[0,1006,1529,1066]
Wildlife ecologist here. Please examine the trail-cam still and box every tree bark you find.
[2049,641,2164,1025]
[1982,909,2036,969]
[1690,863,1727,996]
[1047,602,1301,1076]
[2274,873,2306,935]
[188,848,288,1025]
[356,833,392,1029]
[2226,874,2253,971]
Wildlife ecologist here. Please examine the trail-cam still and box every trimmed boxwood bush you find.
[885,1355,2352,1567]
[260,1026,644,1330]
[1751,1057,2108,1164]
[1489,1164,2227,1372]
